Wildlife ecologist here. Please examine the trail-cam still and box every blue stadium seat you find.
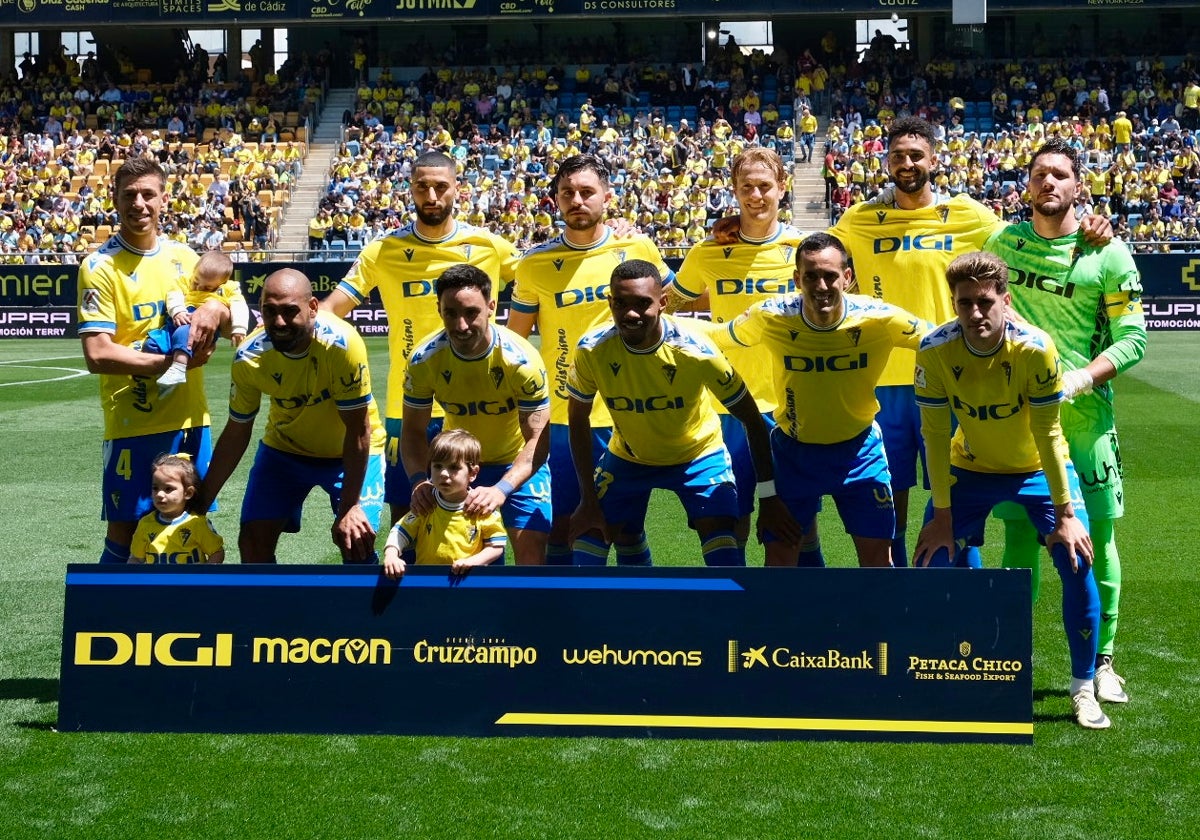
[779,105,793,121]
[666,106,682,121]
[683,106,698,121]
[637,91,651,107]
[978,117,995,132]
[965,101,980,117]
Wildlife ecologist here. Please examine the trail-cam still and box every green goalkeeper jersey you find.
[984,222,1146,383]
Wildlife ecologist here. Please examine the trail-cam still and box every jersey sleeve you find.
[701,340,749,409]
[129,515,154,561]
[332,332,375,411]
[725,301,768,348]
[77,258,119,335]
[335,239,382,304]
[509,262,541,315]
[402,352,435,410]
[1024,340,1070,505]
[914,350,953,508]
[566,345,597,403]
[228,359,263,422]
[387,516,418,553]
[198,517,225,559]
[514,354,550,414]
[480,510,507,547]
[887,306,929,351]
[670,243,707,301]
[1099,244,1147,375]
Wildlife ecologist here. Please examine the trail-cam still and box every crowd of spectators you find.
[0,40,325,263]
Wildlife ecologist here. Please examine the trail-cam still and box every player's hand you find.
[756,495,803,546]
[464,484,507,518]
[605,217,637,239]
[870,185,896,205]
[710,215,740,245]
[568,498,609,544]
[383,551,407,580]
[1046,513,1093,572]
[913,510,955,568]
[409,480,436,516]
[1079,213,1113,246]
[332,503,377,562]
[1061,368,1094,399]
[187,304,223,358]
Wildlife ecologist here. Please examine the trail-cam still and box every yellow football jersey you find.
[391,497,506,565]
[721,293,927,443]
[915,319,1070,507]
[404,324,549,465]
[568,316,748,466]
[512,229,672,425]
[229,312,386,459]
[831,193,1003,386]
[78,235,207,440]
[336,222,520,420]
[671,224,809,413]
[130,510,223,564]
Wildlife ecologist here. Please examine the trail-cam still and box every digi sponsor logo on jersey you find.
[714,278,793,296]
[907,641,1024,682]
[1008,269,1077,298]
[783,352,869,373]
[872,234,954,254]
[413,637,537,668]
[952,393,1024,420]
[441,397,517,416]
[562,644,703,667]
[554,285,608,307]
[727,640,888,674]
[399,280,438,298]
[605,394,685,413]
[74,632,233,667]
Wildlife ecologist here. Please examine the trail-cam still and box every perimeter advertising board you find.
[60,564,1033,743]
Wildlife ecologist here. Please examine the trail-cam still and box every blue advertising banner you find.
[60,564,1033,743]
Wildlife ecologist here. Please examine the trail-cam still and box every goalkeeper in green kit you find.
[985,137,1146,705]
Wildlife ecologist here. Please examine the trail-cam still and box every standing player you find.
[985,138,1146,704]
[913,252,1106,730]
[78,157,229,564]
[567,260,798,566]
[320,151,521,525]
[402,265,552,565]
[508,154,673,564]
[666,148,812,560]
[197,270,386,564]
[710,233,928,566]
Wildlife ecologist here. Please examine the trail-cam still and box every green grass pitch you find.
[1,335,1198,838]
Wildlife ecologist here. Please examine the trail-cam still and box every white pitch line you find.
[0,365,89,387]
[0,354,85,365]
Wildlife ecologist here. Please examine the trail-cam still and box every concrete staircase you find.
[790,118,831,233]
[276,88,357,254]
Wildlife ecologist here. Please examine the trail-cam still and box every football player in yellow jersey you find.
[567,260,797,567]
[320,151,521,526]
[666,148,811,561]
[912,252,1106,730]
[401,265,551,565]
[197,270,386,564]
[509,154,673,564]
[711,233,927,567]
[78,157,229,565]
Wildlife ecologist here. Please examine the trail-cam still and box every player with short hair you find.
[985,137,1147,704]
[666,147,812,560]
[78,156,229,564]
[711,232,928,566]
[402,264,552,564]
[913,251,1106,730]
[567,259,798,567]
[197,269,386,564]
[508,153,673,564]
[383,429,507,577]
[320,151,521,525]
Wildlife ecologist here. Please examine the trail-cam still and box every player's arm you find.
[464,406,550,518]
[451,542,506,574]
[1027,399,1093,570]
[726,391,802,545]
[205,549,226,565]
[332,403,376,562]
[195,414,254,512]
[1067,264,1148,397]
[913,360,955,567]
[506,308,537,338]
[81,331,174,377]
[318,287,358,317]
[567,395,608,543]
[382,521,413,579]
[400,401,436,516]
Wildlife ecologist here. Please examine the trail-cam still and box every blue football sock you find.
[572,534,610,566]
[99,538,130,564]
[701,530,744,566]
[1051,542,1100,681]
[615,533,652,567]
[891,528,909,568]
[545,543,573,566]
[798,532,825,567]
[957,545,982,569]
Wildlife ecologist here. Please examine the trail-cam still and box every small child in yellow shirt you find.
[157,250,250,388]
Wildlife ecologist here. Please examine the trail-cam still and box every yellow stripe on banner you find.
[495,713,1032,736]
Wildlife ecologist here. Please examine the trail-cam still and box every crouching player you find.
[566,259,798,566]
[913,252,1106,730]
[383,429,507,577]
